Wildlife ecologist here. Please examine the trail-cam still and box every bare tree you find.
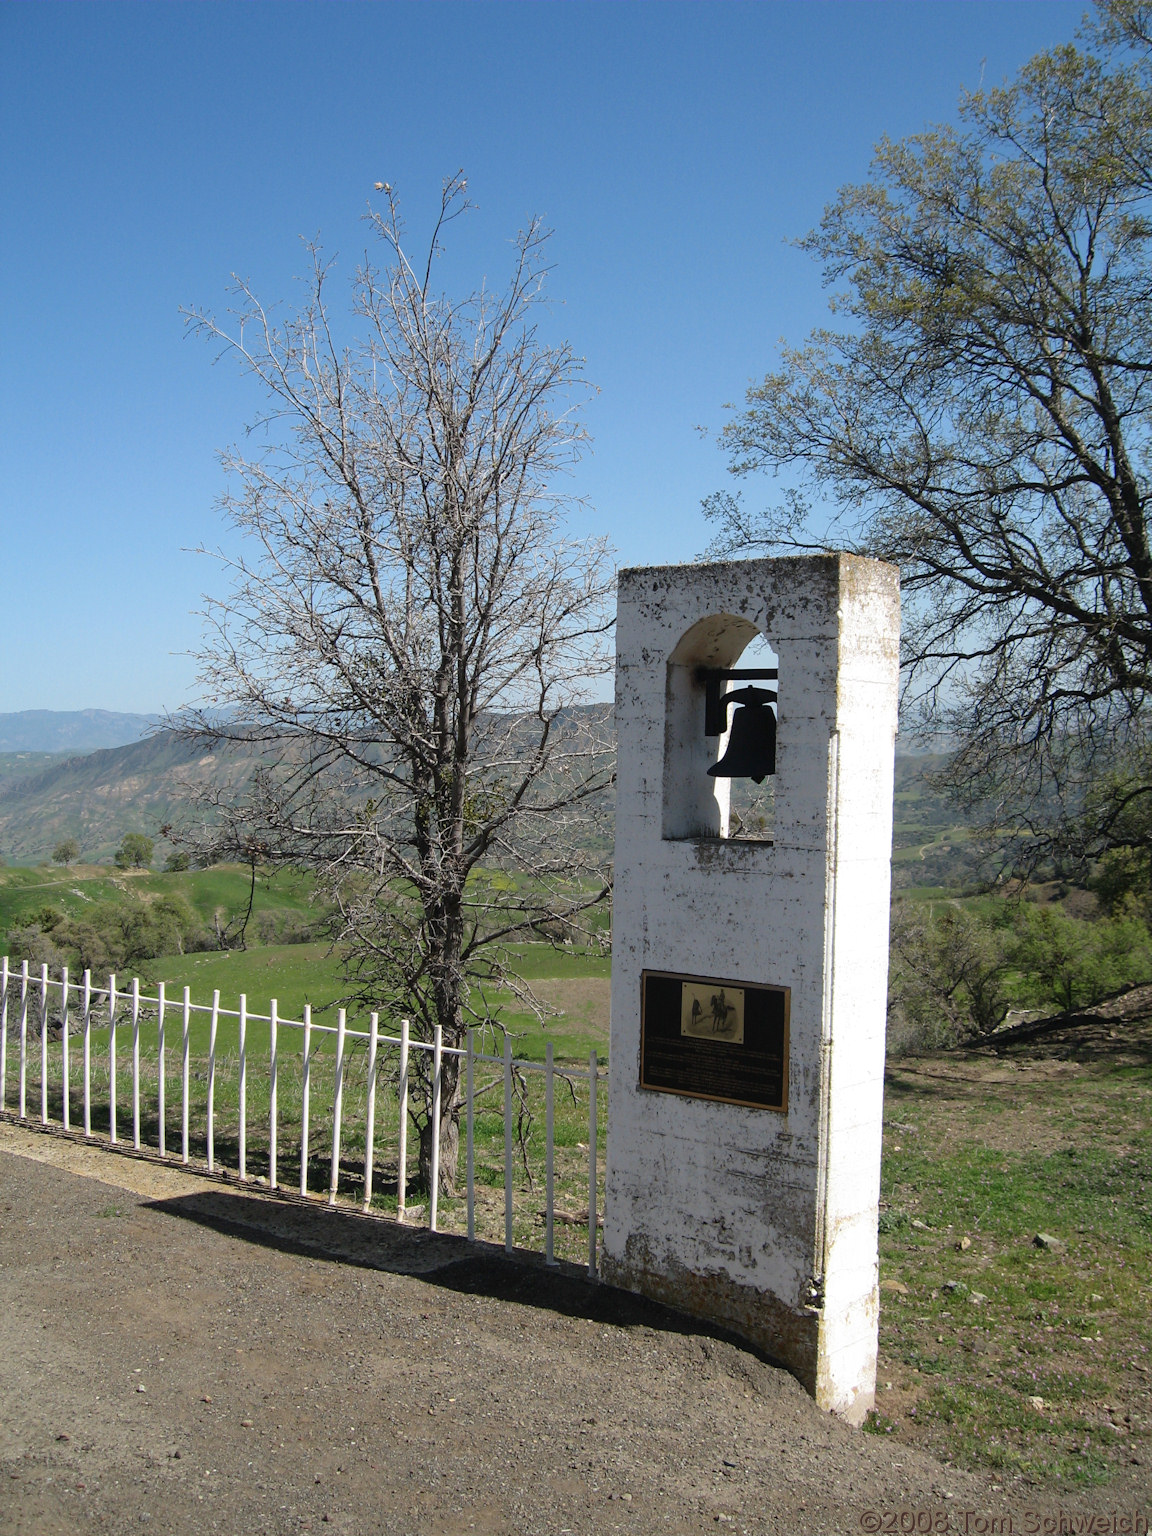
[177,174,614,1192]
[704,3,1152,876]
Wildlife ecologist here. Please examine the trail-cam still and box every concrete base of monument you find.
[601,1235,877,1427]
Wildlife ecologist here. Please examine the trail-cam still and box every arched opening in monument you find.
[662,616,778,842]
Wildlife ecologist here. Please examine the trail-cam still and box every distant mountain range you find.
[0,709,957,877]
[0,709,159,753]
[0,709,612,866]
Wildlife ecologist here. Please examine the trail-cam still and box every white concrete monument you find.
[603,554,899,1423]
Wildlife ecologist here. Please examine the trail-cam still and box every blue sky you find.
[0,0,1083,714]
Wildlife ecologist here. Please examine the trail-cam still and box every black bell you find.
[707,686,776,784]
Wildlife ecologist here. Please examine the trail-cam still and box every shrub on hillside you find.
[1009,903,1152,1014]
[888,902,1014,1052]
[252,908,325,945]
[888,898,1152,1053]
[5,890,213,975]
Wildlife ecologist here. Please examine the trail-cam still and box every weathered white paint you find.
[603,554,899,1424]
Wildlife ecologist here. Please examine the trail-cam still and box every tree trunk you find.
[417,1102,460,1196]
[416,1050,462,1196]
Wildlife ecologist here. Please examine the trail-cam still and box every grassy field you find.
[0,861,317,935]
[131,940,610,1065]
[870,1013,1152,1490]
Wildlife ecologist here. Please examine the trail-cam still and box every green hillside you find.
[0,732,263,866]
[0,861,312,937]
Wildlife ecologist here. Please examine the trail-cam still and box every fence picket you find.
[545,1041,555,1266]
[131,977,141,1150]
[430,1025,442,1232]
[238,993,247,1181]
[18,960,28,1120]
[465,1029,475,1242]
[397,1019,409,1220]
[207,989,219,1172]
[39,964,48,1125]
[299,1004,311,1196]
[181,986,190,1163]
[157,982,166,1157]
[108,974,117,1142]
[504,1034,513,1253]
[588,1049,598,1279]
[0,956,8,1112]
[82,970,92,1136]
[269,999,278,1191]
[363,1012,378,1212]
[60,967,70,1132]
[328,1008,346,1206]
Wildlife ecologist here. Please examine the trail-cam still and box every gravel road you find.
[0,1123,1027,1535]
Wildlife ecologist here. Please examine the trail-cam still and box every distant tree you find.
[176,174,614,1193]
[164,850,191,873]
[704,1,1152,877]
[114,833,154,870]
[52,838,80,866]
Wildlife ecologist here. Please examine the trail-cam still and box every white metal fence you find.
[0,957,603,1275]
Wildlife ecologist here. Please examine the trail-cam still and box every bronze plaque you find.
[640,969,789,1111]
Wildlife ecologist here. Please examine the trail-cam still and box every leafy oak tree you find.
[114,833,154,869]
[177,175,614,1192]
[705,1,1152,878]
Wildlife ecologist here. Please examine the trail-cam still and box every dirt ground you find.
[0,1121,1141,1536]
[0,1122,991,1536]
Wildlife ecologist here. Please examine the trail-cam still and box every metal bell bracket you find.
[696,667,778,737]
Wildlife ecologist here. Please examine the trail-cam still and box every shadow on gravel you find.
[147,1185,790,1374]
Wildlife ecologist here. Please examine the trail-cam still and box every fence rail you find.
[0,957,603,1275]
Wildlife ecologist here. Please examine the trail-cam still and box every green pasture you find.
[135,939,609,1065]
[872,1039,1152,1487]
[0,861,317,935]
